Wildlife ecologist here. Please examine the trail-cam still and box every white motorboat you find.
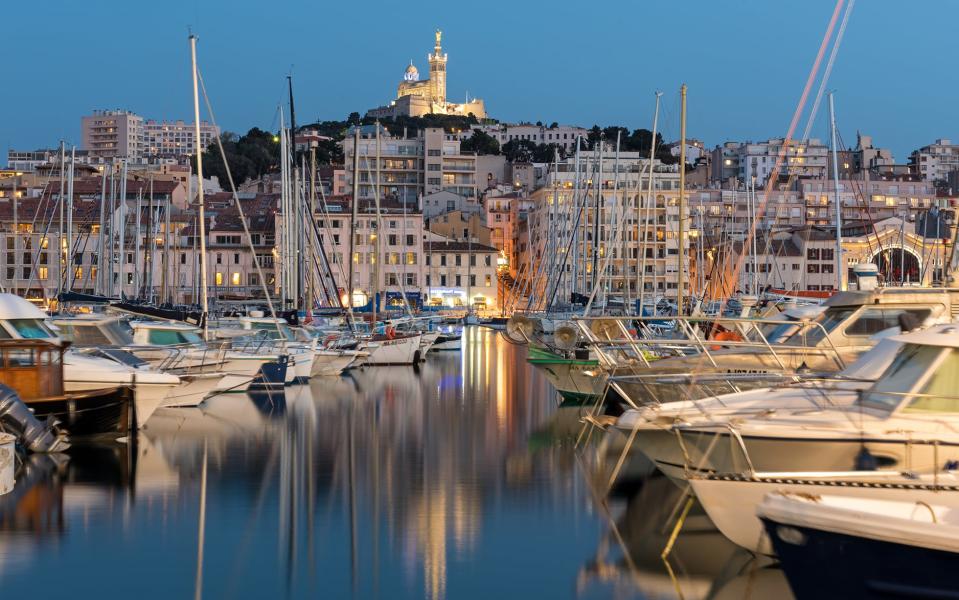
[652,324,959,481]
[359,333,422,365]
[617,336,905,483]
[690,470,959,555]
[759,490,959,598]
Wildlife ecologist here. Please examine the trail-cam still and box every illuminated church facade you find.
[366,31,487,120]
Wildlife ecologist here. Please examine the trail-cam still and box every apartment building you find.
[306,197,427,309]
[341,124,478,204]
[424,238,499,310]
[143,119,220,158]
[81,110,144,161]
[910,139,959,184]
[455,123,589,153]
[520,152,691,303]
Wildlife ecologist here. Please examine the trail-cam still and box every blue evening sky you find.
[2,0,954,162]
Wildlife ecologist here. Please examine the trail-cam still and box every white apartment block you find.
[522,152,691,302]
[910,139,959,183]
[738,138,829,183]
[341,125,478,204]
[424,239,499,310]
[455,123,589,152]
[143,120,220,158]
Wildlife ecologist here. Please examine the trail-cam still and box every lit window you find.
[231,272,241,286]
[215,272,223,285]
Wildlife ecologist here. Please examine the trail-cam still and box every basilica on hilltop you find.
[366,30,487,120]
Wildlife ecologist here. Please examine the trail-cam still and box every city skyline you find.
[3,0,955,162]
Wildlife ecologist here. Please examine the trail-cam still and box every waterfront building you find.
[424,238,499,310]
[303,196,427,309]
[519,152,691,304]
[366,31,487,120]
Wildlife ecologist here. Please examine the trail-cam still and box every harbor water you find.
[0,327,788,599]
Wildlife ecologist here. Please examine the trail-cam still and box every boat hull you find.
[764,515,959,599]
[27,387,133,438]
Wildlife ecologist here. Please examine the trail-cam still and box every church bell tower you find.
[428,29,447,107]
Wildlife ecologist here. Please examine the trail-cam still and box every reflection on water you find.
[0,327,792,599]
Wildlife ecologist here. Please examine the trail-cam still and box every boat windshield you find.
[903,348,959,413]
[9,319,56,339]
[783,308,855,347]
[147,328,203,345]
[861,344,945,412]
[251,322,294,341]
[759,317,803,344]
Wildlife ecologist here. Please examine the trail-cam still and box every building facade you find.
[910,138,959,184]
[341,125,478,204]
[143,119,220,158]
[81,110,144,161]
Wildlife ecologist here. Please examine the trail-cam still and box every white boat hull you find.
[361,335,422,365]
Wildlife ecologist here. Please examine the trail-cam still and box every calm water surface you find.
[0,327,790,599]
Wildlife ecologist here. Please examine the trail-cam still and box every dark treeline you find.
[196,113,678,186]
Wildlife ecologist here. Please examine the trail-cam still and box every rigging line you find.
[800,0,855,144]
[197,67,284,343]
[722,0,844,311]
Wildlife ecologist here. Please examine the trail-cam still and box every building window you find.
[807,264,820,273]
[455,275,462,287]
[231,272,241,286]
[405,273,416,287]
[807,248,820,260]
[485,255,492,267]
[234,253,240,264]
[485,274,492,286]
[440,255,447,266]
[455,254,462,266]
[469,274,476,287]
[405,234,414,246]
[38,266,48,280]
[215,272,224,285]
[821,248,834,261]
[440,275,447,286]
[406,252,416,265]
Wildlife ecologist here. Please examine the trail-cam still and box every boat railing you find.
[571,315,846,373]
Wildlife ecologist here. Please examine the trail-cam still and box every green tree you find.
[502,139,537,162]
[460,130,500,155]
[532,143,566,163]
[193,127,281,186]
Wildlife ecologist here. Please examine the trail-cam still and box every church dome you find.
[403,62,419,82]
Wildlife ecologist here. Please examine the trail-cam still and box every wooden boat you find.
[0,339,133,438]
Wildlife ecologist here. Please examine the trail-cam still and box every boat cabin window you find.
[9,319,55,340]
[844,308,931,337]
[904,349,959,413]
[862,344,946,412]
[784,308,854,346]
[58,324,112,346]
[251,323,293,341]
[4,348,35,367]
[148,329,203,345]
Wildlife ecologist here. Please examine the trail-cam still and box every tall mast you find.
[348,126,360,316]
[57,141,65,299]
[118,161,127,298]
[639,93,661,316]
[190,34,210,333]
[676,83,687,316]
[372,123,380,325]
[828,92,845,291]
[66,146,75,292]
[288,75,303,310]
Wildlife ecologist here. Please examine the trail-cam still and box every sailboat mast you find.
[347,126,360,315]
[57,141,65,299]
[66,146,75,292]
[828,92,845,290]
[677,84,687,315]
[288,75,303,310]
[190,34,210,333]
[638,92,661,316]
